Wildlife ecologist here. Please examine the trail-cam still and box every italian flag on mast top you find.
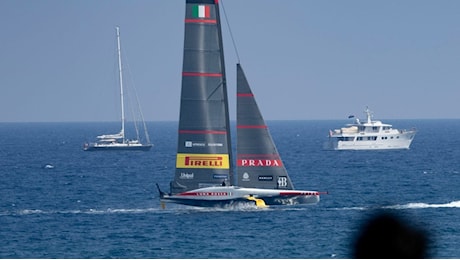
[193,5,210,18]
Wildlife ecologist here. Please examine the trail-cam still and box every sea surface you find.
[1,120,459,258]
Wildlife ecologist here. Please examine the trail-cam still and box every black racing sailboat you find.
[157,0,320,207]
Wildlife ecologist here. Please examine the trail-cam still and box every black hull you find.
[160,195,319,208]
[156,185,320,208]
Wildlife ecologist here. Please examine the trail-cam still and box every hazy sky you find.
[1,0,459,122]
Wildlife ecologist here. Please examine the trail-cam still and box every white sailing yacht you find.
[84,27,152,151]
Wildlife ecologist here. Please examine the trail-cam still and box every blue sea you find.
[1,120,459,258]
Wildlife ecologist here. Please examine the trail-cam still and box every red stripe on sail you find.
[237,125,267,129]
[182,72,222,77]
[237,93,254,97]
[179,130,227,135]
[185,19,217,24]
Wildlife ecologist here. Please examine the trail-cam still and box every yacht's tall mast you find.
[116,26,125,143]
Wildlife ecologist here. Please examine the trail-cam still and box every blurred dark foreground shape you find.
[353,212,429,258]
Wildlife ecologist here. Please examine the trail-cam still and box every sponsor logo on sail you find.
[237,159,282,167]
[179,172,194,179]
[258,175,273,181]
[176,154,230,169]
[277,176,288,187]
[242,172,250,181]
[185,141,205,147]
[207,143,223,147]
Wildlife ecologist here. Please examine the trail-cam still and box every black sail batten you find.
[171,0,233,194]
[236,64,294,190]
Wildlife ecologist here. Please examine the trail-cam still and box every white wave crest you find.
[333,206,367,211]
[383,200,460,209]
[183,202,266,212]
[19,209,45,215]
[1,207,162,216]
[332,200,460,211]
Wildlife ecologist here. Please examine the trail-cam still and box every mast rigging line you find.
[220,0,240,64]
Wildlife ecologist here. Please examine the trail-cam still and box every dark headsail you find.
[171,0,233,194]
[236,63,294,190]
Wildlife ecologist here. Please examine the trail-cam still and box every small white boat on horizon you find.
[325,107,416,150]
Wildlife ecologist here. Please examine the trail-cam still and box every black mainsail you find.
[158,0,321,207]
[236,63,294,190]
[170,0,233,194]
